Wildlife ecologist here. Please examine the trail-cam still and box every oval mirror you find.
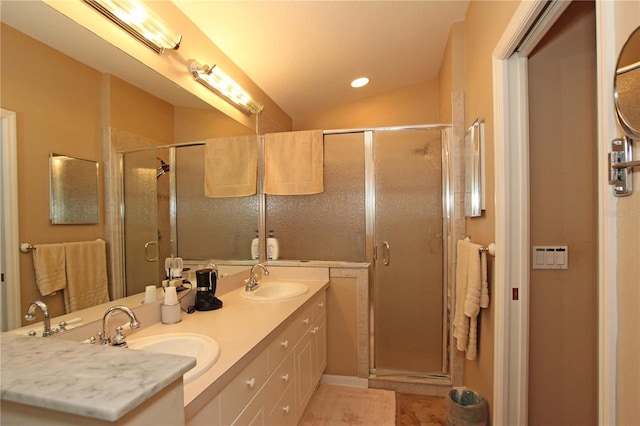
[614,26,640,139]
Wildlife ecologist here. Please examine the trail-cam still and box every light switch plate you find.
[532,246,568,270]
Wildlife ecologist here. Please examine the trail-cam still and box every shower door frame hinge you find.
[609,136,640,196]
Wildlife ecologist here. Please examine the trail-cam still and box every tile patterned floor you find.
[298,384,448,426]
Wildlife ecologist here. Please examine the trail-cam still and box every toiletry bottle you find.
[251,230,259,260]
[267,229,279,260]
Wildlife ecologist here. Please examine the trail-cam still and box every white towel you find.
[264,129,324,195]
[32,243,66,296]
[63,240,110,313]
[453,239,488,360]
[204,135,258,198]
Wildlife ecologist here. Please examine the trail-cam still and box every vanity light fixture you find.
[83,0,182,54]
[190,61,264,114]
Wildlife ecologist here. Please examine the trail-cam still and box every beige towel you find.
[63,240,110,313]
[453,239,483,359]
[32,243,66,296]
[264,129,324,195]
[204,135,258,198]
[464,250,488,361]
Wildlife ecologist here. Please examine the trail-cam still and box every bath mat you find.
[299,383,396,426]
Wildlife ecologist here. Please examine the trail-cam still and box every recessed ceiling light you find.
[351,77,369,88]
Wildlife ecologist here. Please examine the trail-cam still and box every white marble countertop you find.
[0,333,195,421]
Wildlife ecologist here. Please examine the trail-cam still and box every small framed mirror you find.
[614,26,640,139]
[465,119,485,217]
[49,153,99,224]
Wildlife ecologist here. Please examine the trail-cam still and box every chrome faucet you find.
[100,305,141,347]
[246,263,269,292]
[25,300,52,337]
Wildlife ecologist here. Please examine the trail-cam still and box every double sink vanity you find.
[1,266,329,426]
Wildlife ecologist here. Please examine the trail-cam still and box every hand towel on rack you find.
[32,243,66,296]
[464,249,489,361]
[204,135,258,198]
[453,239,483,359]
[63,240,110,313]
[264,129,324,195]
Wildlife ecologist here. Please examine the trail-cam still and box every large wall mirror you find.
[1,1,257,328]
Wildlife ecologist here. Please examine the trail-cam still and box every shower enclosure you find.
[265,125,451,378]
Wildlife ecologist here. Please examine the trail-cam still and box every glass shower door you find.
[373,128,445,377]
[123,150,159,296]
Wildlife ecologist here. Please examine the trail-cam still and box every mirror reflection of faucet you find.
[97,305,141,347]
[24,300,53,337]
[245,264,269,292]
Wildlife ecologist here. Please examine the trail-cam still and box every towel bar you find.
[19,243,34,253]
[20,239,105,253]
[479,243,496,256]
[463,236,496,256]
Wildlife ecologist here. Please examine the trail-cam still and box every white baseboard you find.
[320,374,369,388]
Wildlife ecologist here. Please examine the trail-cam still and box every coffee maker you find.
[195,264,223,311]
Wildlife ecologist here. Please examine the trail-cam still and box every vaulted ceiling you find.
[173,1,470,119]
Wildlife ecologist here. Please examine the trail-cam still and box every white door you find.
[0,109,21,331]
[598,4,640,425]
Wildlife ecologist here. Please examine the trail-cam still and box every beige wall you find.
[528,2,598,424]
[325,276,359,376]
[109,75,174,148]
[439,21,466,123]
[1,24,106,320]
[458,1,519,418]
[292,78,440,130]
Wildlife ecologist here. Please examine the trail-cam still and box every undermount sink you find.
[127,333,220,384]
[240,281,309,301]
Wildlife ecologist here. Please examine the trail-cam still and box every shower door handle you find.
[382,241,390,266]
[144,241,158,262]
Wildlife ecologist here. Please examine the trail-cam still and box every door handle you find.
[144,241,158,262]
[383,241,390,266]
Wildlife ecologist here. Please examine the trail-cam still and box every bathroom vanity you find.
[0,266,329,425]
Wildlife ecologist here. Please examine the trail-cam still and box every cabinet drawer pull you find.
[281,373,289,382]
[246,377,256,389]
[281,339,289,348]
[310,326,318,335]
[282,405,290,414]
[318,302,324,308]
[303,318,309,325]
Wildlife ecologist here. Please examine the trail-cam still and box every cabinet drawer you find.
[231,395,265,426]
[268,321,295,374]
[220,351,269,425]
[292,303,314,342]
[312,291,326,320]
[263,351,295,414]
[266,379,297,426]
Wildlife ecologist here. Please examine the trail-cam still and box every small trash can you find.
[447,387,488,426]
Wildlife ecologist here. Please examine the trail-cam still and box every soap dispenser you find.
[267,229,279,260]
[251,230,259,260]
